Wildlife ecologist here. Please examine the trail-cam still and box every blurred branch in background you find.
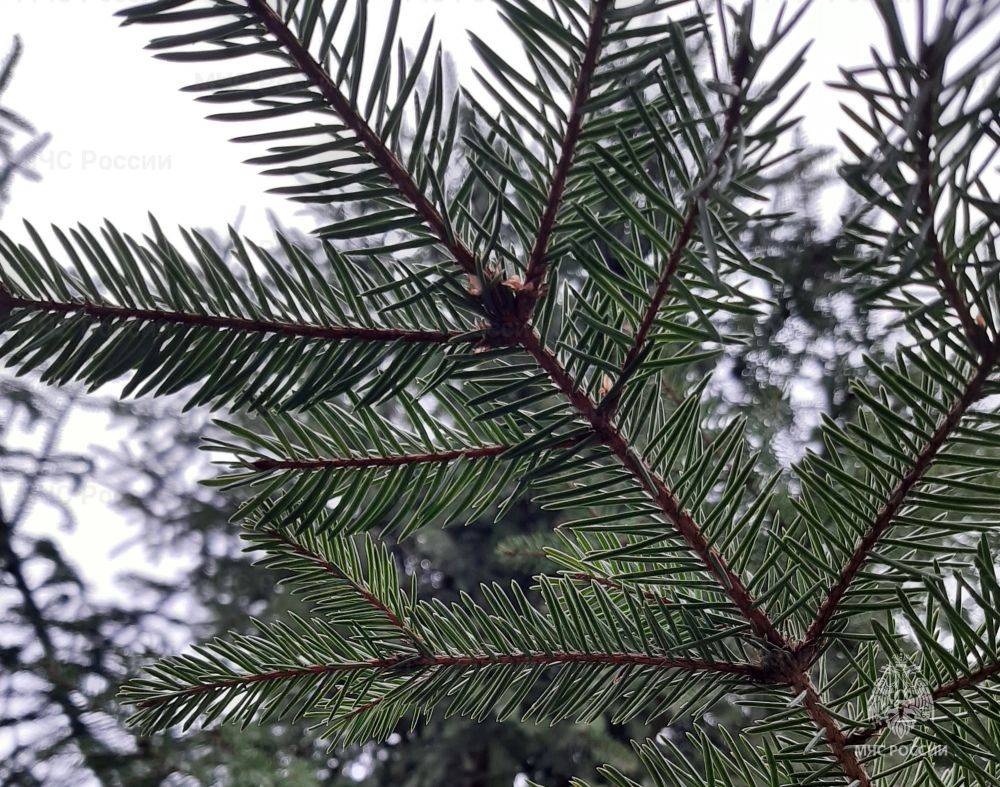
[0,36,48,216]
[0,376,340,785]
[0,390,113,782]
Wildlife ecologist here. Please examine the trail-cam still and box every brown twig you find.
[136,650,766,709]
[570,572,674,608]
[844,660,1000,745]
[797,345,997,660]
[517,0,611,318]
[0,290,465,345]
[790,673,872,787]
[245,0,479,276]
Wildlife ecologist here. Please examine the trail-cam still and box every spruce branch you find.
[0,289,465,346]
[798,343,998,658]
[125,648,767,743]
[601,42,751,415]
[243,0,479,275]
[211,403,548,537]
[253,526,429,652]
[516,0,612,317]
[844,661,1000,745]
[0,224,471,409]
[6,1,996,784]
[520,330,786,648]
[914,43,992,356]
[136,651,763,710]
[121,563,769,736]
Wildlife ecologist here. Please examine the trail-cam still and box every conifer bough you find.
[1,1,999,785]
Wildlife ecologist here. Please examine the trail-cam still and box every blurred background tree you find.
[0,37,47,214]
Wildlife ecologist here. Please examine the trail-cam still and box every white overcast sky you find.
[3,0,925,241]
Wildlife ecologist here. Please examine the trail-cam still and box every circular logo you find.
[871,658,933,736]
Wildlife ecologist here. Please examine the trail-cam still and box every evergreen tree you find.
[1,2,999,785]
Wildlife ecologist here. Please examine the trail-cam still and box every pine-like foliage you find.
[1,1,999,784]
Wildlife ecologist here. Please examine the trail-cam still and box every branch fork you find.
[18,4,996,786]
[232,5,870,775]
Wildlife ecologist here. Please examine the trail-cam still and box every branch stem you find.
[604,65,747,415]
[137,650,765,709]
[791,673,872,787]
[798,347,996,657]
[520,330,786,648]
[244,0,479,275]
[517,0,611,317]
[1,290,464,345]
